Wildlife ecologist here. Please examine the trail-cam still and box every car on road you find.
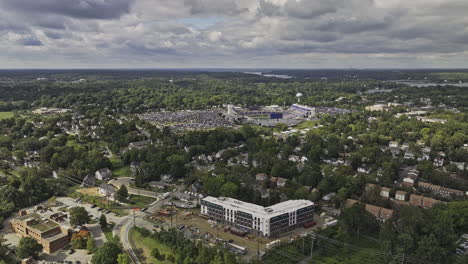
[97,208,103,211]
[91,204,97,208]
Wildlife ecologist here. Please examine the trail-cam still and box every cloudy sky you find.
[1,0,468,69]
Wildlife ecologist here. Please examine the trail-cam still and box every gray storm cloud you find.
[2,0,135,19]
[0,0,467,68]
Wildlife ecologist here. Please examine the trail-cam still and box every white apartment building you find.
[201,196,314,237]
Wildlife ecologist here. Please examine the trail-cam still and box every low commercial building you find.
[10,212,70,254]
[201,196,314,237]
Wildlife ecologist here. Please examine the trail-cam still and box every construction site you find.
[145,206,324,260]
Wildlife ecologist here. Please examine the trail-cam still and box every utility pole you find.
[257,237,260,261]
[310,233,317,260]
[302,236,305,255]
[170,203,173,228]
[137,168,141,196]
[133,209,136,228]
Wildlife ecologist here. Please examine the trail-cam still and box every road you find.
[114,190,177,264]
[109,177,158,198]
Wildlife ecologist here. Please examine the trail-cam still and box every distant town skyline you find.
[1,0,468,68]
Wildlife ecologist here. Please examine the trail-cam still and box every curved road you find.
[113,190,179,264]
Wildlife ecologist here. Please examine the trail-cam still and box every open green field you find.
[0,112,13,120]
[128,194,156,208]
[130,228,176,264]
[296,120,318,129]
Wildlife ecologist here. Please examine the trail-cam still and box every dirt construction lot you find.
[76,187,100,196]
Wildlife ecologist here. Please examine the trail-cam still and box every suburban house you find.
[433,157,444,167]
[81,175,95,188]
[451,161,466,171]
[256,173,268,182]
[149,181,167,190]
[276,177,287,187]
[404,151,415,160]
[130,161,140,174]
[161,174,174,183]
[358,166,372,174]
[99,183,117,199]
[388,141,399,148]
[402,169,419,187]
[95,168,112,181]
[128,140,151,150]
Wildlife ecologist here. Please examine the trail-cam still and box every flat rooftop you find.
[17,213,59,232]
[203,196,314,218]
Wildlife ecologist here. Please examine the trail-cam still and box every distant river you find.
[391,81,468,87]
[244,72,293,79]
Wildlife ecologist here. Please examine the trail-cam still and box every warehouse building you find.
[201,196,314,237]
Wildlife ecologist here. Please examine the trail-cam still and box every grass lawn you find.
[312,236,384,264]
[296,120,318,129]
[0,112,13,120]
[109,151,124,168]
[102,223,117,242]
[8,168,22,178]
[130,228,176,264]
[128,195,156,208]
[113,166,131,178]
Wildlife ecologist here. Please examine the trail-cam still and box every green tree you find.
[91,241,121,264]
[17,237,43,259]
[70,207,90,226]
[220,182,239,197]
[99,214,108,229]
[117,253,130,264]
[151,248,160,259]
[340,204,379,239]
[116,185,129,202]
[86,236,96,254]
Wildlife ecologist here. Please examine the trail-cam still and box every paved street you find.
[113,190,177,264]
